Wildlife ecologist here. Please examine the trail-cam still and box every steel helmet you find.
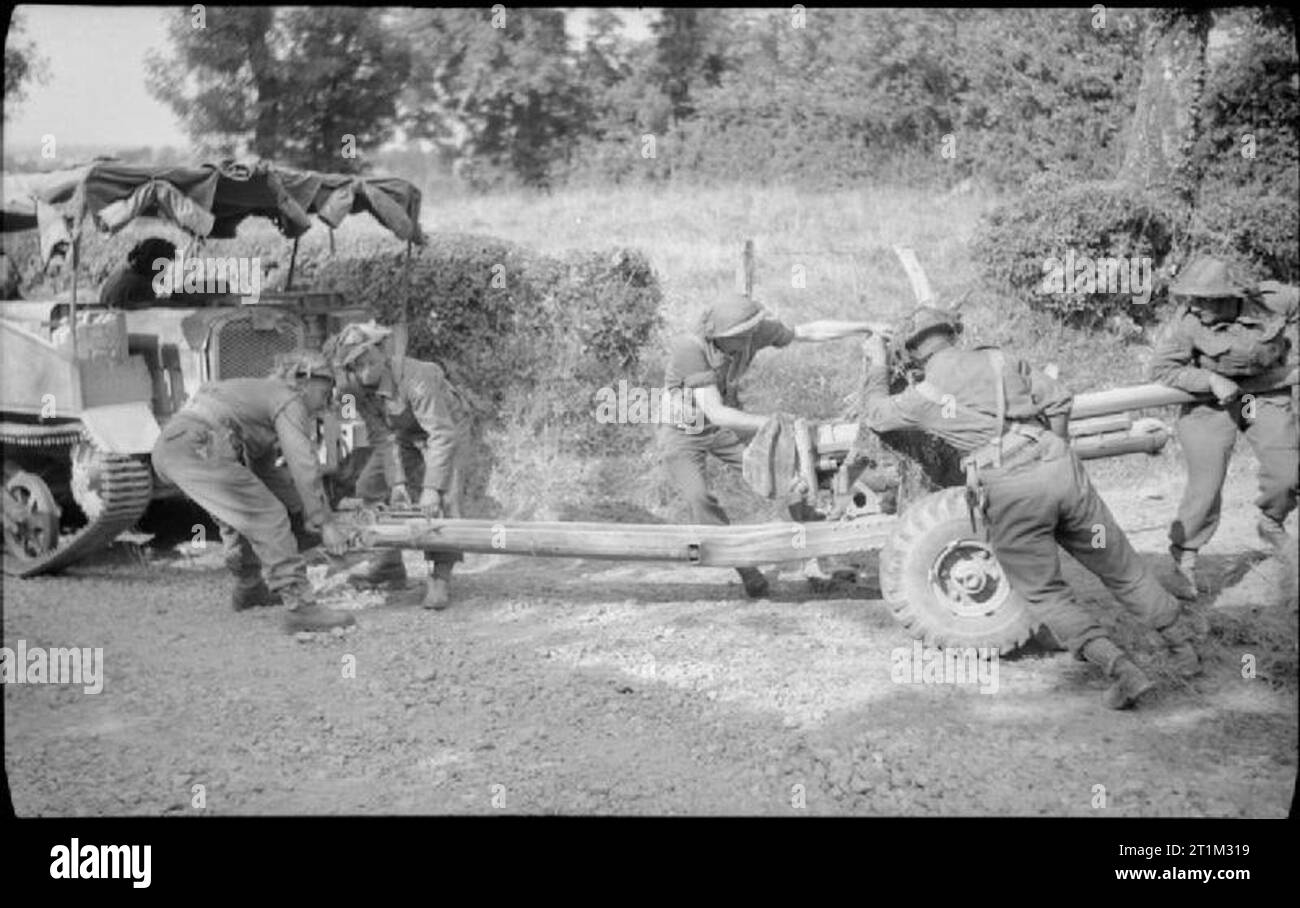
[705,294,770,339]
[276,350,335,382]
[325,321,394,368]
[898,305,962,350]
[1169,256,1252,300]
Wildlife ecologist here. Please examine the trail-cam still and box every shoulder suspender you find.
[987,349,1006,467]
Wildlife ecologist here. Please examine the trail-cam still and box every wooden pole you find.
[286,236,299,291]
[68,234,79,361]
[403,239,411,326]
[892,245,935,304]
[737,238,754,298]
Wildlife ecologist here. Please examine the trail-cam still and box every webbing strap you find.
[987,349,1006,468]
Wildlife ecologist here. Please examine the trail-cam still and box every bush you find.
[313,234,663,450]
[1185,178,1300,283]
[971,170,1176,327]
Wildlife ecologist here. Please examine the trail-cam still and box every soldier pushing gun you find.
[857,307,1205,709]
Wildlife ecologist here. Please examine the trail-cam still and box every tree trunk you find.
[1118,9,1211,207]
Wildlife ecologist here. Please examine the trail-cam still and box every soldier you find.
[1148,256,1298,598]
[858,307,1203,709]
[326,323,473,610]
[100,237,176,310]
[661,292,884,597]
[151,351,356,633]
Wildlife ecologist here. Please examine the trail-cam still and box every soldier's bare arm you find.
[692,385,769,435]
[792,319,891,343]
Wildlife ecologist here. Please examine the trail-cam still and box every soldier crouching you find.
[151,351,356,633]
[326,323,473,610]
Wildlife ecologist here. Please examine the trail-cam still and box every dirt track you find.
[4,466,1296,816]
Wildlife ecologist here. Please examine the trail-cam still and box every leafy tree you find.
[146,7,410,172]
[649,8,737,125]
[396,7,585,188]
[4,9,50,114]
[1117,8,1212,205]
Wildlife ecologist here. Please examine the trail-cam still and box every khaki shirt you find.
[662,319,796,427]
[860,346,1072,454]
[372,356,470,492]
[180,377,331,528]
[1149,284,1298,392]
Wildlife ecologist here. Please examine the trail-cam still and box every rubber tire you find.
[880,486,1036,652]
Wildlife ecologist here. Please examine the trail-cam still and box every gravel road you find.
[4,468,1295,816]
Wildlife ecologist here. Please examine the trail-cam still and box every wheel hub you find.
[4,471,61,559]
[929,538,1010,618]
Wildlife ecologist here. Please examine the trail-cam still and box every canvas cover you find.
[5,160,423,244]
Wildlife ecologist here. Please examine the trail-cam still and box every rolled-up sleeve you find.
[1023,361,1073,418]
[754,319,796,349]
[668,337,718,389]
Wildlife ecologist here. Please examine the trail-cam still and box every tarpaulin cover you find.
[9,160,423,244]
[1,166,92,231]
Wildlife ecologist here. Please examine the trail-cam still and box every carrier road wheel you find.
[3,470,62,568]
[879,487,1035,652]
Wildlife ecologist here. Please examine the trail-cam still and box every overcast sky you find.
[4,5,654,153]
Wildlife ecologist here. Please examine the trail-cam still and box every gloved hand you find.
[320,521,350,556]
[389,482,413,508]
[1207,373,1240,406]
[418,488,445,518]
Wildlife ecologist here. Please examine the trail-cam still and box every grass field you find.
[420,183,1198,517]
[9,181,1230,516]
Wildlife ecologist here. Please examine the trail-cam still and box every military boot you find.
[737,567,770,599]
[1081,638,1156,710]
[423,561,454,610]
[1156,612,1205,678]
[348,549,408,591]
[1160,546,1198,600]
[232,574,281,612]
[282,585,356,633]
[1257,514,1291,556]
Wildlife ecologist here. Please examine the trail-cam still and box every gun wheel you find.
[880,487,1035,652]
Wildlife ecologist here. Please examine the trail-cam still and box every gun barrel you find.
[1070,370,1297,421]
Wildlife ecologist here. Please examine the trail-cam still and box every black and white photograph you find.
[1,2,1295,872]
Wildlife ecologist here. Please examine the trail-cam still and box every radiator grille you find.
[213,316,304,380]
